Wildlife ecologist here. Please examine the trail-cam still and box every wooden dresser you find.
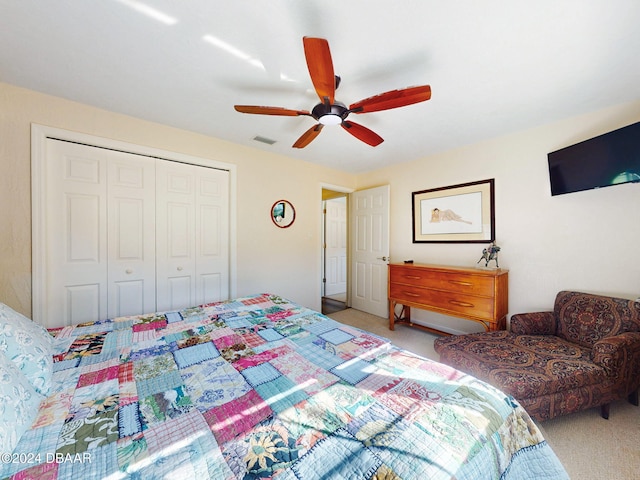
[388,263,508,335]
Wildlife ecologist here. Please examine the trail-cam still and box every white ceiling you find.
[2,0,640,173]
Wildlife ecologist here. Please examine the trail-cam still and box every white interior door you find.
[324,197,347,297]
[156,160,229,312]
[350,185,390,317]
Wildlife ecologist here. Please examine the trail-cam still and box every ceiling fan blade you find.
[303,37,335,104]
[349,85,432,114]
[234,105,311,116]
[293,124,324,148]
[341,121,384,146]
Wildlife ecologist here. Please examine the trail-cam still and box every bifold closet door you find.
[106,152,156,318]
[45,140,156,327]
[155,160,230,312]
[43,139,230,327]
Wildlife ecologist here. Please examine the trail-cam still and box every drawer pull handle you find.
[403,291,421,297]
[449,300,474,308]
[449,280,473,286]
[404,275,422,280]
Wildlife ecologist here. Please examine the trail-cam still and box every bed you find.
[1,294,568,479]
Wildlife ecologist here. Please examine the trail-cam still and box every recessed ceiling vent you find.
[253,135,277,145]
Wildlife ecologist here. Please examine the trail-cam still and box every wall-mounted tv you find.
[547,121,640,196]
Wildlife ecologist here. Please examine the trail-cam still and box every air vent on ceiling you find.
[253,135,277,145]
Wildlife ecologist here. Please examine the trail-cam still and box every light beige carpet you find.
[329,308,640,480]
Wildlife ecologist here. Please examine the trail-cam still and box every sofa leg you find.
[600,404,610,419]
[630,390,639,406]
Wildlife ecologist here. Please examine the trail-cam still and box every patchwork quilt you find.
[2,294,568,479]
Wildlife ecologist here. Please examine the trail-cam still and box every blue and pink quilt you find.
[2,294,568,479]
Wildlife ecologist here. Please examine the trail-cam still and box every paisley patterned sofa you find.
[434,291,640,421]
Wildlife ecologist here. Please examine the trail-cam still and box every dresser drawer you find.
[389,265,495,296]
[389,283,495,321]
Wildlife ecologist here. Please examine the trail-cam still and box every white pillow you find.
[0,353,44,454]
[0,303,53,396]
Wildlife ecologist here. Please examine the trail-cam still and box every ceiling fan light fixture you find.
[312,102,347,126]
[318,114,343,126]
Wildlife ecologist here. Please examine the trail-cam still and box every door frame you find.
[323,196,347,298]
[31,124,237,323]
[319,183,354,307]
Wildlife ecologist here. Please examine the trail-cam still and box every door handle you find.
[376,256,389,262]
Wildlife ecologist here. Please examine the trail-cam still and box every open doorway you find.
[322,189,348,314]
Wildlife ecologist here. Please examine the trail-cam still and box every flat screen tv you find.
[547,121,640,196]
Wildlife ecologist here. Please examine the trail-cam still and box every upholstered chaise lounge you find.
[434,291,640,421]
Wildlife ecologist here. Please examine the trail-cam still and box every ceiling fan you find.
[234,37,432,148]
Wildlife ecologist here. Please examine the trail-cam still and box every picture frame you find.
[412,179,495,243]
[271,199,296,228]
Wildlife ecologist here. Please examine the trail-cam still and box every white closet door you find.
[106,153,156,318]
[156,161,229,312]
[42,138,230,327]
[194,166,230,305]
[45,140,109,326]
[45,140,157,327]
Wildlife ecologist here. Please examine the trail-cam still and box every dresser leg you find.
[389,302,396,330]
[389,303,412,331]
[389,302,411,330]
[401,305,410,323]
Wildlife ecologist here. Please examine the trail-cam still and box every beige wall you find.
[358,100,640,333]
[0,82,356,316]
[2,81,639,331]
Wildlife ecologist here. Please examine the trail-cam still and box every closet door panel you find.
[162,200,194,310]
[112,280,145,316]
[66,194,102,263]
[46,140,108,327]
[199,273,223,305]
[66,284,101,325]
[195,170,229,304]
[156,161,229,311]
[107,154,156,318]
[167,202,192,258]
[165,276,194,311]
[156,162,196,311]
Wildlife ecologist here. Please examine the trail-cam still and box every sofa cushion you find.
[554,291,640,348]
[510,311,556,335]
[434,330,610,400]
[591,331,640,377]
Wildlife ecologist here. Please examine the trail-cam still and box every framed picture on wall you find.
[412,178,495,243]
